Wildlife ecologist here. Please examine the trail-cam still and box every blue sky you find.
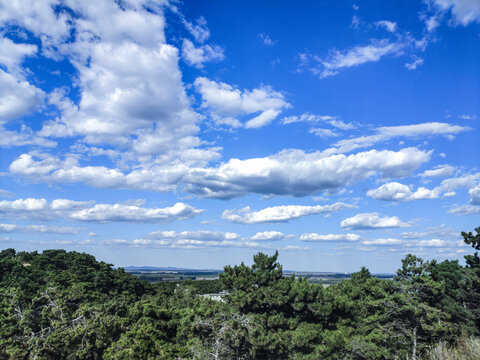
[0,0,479,272]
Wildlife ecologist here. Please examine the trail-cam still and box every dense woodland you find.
[0,227,479,360]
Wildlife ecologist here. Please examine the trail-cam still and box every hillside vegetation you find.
[1,226,479,359]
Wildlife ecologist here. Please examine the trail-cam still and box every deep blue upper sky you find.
[0,0,479,272]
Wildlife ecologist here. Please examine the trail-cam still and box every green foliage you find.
[1,225,479,359]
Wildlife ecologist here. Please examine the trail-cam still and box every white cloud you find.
[114,232,269,250]
[70,203,202,223]
[257,33,277,46]
[334,122,470,153]
[309,128,339,138]
[419,239,449,247]
[182,16,210,43]
[362,238,404,245]
[300,233,361,242]
[367,182,441,201]
[432,0,480,26]
[400,225,458,239]
[0,36,37,73]
[194,77,291,128]
[405,57,424,70]
[184,147,431,199]
[222,202,356,224]
[0,69,45,125]
[377,122,469,137]
[0,223,82,234]
[148,230,239,242]
[449,204,480,215]
[0,198,92,220]
[341,213,412,229]
[469,184,480,204]
[436,172,480,193]
[181,39,225,68]
[317,39,404,78]
[282,113,355,130]
[0,0,218,170]
[9,152,221,193]
[250,231,291,241]
[282,245,312,251]
[375,20,397,32]
[0,197,202,223]
[419,164,455,178]
[459,114,477,120]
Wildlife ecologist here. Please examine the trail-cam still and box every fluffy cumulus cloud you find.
[0,0,219,174]
[184,147,431,199]
[340,213,412,229]
[300,233,361,242]
[367,182,441,201]
[0,198,202,223]
[222,202,356,224]
[194,77,291,128]
[0,70,45,125]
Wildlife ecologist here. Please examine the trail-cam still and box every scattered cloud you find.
[0,198,92,220]
[400,225,459,239]
[367,182,441,201]
[315,39,404,78]
[419,164,455,178]
[334,122,470,153]
[362,238,404,245]
[257,33,277,46]
[341,213,412,229]
[250,231,292,241]
[70,203,203,223]
[431,0,480,26]
[182,16,210,43]
[309,128,339,138]
[405,57,424,70]
[459,114,477,120]
[468,184,480,204]
[222,202,356,224]
[0,197,202,223]
[282,113,355,131]
[300,233,361,242]
[0,223,83,234]
[194,77,291,128]
[449,204,480,215]
[148,230,239,242]
[182,39,225,68]
[375,20,397,32]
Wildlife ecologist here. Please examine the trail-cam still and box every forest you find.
[0,226,479,360]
